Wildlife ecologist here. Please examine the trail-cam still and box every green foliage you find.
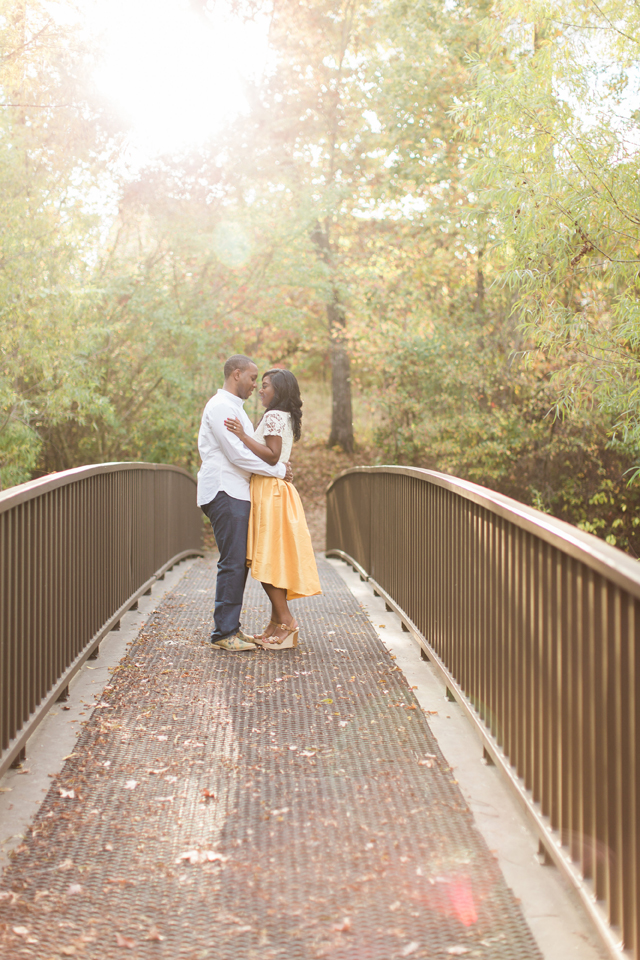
[0,0,116,486]
[3,0,640,557]
[456,0,640,445]
[370,318,640,553]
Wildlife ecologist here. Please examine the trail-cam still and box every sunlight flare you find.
[91,0,269,155]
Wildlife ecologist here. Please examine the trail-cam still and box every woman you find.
[224,369,321,649]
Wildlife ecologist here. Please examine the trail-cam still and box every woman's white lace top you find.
[255,410,294,463]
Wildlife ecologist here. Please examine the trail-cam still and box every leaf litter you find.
[0,557,542,960]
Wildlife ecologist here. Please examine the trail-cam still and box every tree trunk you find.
[475,248,485,312]
[311,221,354,452]
[327,294,354,452]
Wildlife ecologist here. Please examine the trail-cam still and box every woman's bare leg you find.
[255,582,277,638]
[261,582,297,642]
[257,582,281,638]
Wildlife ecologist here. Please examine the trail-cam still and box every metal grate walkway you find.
[0,557,542,959]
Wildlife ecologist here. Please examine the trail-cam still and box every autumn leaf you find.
[115,931,136,948]
[176,850,229,865]
[401,944,419,957]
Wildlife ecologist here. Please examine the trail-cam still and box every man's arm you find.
[209,409,286,479]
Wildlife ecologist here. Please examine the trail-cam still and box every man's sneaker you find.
[209,626,255,645]
[213,634,256,652]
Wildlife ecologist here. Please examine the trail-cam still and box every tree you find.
[458,0,640,455]
[0,0,119,487]
[211,0,389,452]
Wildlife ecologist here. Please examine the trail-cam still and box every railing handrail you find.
[326,464,640,959]
[0,462,203,778]
[327,464,640,600]
[0,461,195,513]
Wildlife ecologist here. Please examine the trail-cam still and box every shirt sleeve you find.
[208,406,286,478]
[262,411,288,437]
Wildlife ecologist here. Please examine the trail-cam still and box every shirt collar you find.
[218,388,244,410]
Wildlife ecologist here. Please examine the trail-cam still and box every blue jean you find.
[201,491,252,642]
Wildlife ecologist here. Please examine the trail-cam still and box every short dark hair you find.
[262,368,303,442]
[224,354,254,380]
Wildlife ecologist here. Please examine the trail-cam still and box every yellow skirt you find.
[247,476,322,601]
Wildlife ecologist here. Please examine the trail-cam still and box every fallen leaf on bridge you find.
[176,850,229,865]
[401,944,419,957]
[115,932,136,948]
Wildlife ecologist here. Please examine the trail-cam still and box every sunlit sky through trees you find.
[89,0,269,157]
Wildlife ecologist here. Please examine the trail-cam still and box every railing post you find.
[326,464,640,960]
[0,463,204,778]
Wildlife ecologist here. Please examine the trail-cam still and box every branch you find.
[0,102,78,109]
[585,0,640,46]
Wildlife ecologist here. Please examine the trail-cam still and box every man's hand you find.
[284,461,293,483]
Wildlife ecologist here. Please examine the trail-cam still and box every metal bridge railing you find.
[0,463,203,778]
[327,465,639,960]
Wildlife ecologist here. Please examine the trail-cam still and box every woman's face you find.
[259,375,275,407]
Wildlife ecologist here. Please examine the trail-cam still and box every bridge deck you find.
[0,557,540,959]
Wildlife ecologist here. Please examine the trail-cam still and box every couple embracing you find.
[197,355,321,652]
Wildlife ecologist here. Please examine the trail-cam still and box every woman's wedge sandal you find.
[255,620,299,649]
[253,619,278,641]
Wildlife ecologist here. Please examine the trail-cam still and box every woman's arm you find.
[224,416,282,465]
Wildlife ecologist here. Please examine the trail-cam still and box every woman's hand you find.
[224,416,246,442]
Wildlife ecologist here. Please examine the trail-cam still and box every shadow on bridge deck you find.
[0,557,543,960]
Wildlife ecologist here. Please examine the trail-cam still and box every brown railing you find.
[327,466,639,960]
[0,463,203,777]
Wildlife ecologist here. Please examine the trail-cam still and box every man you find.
[197,355,292,651]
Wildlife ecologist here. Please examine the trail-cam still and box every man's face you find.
[236,363,259,400]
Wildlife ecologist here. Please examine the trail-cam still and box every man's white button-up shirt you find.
[196,389,286,506]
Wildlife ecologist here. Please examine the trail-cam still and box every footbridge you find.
[0,462,636,960]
